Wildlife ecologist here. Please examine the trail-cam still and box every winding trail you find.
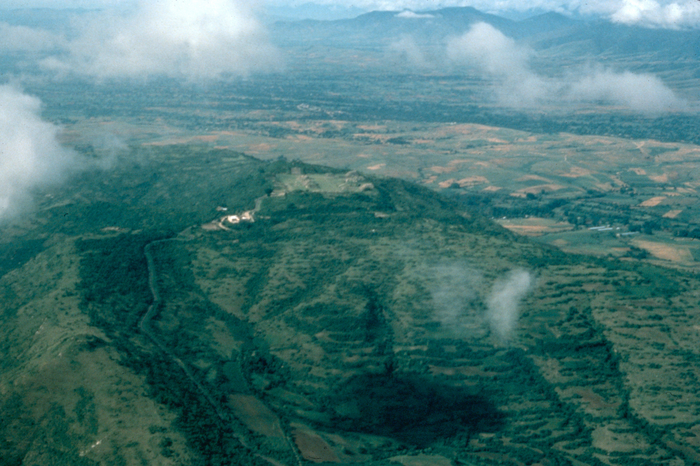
[140,238,229,421]
[138,193,303,466]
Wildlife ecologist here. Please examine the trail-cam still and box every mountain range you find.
[270,7,700,63]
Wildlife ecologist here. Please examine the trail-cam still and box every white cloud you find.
[566,68,687,112]
[0,85,81,219]
[447,22,531,76]
[445,22,687,112]
[486,269,533,345]
[395,10,435,18]
[42,0,281,81]
[0,23,64,52]
[610,0,700,28]
[0,0,130,7]
[447,22,551,107]
[429,263,483,333]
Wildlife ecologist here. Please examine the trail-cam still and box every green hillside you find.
[2,145,700,465]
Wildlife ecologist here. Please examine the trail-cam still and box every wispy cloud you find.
[564,67,686,113]
[429,262,483,333]
[388,35,431,68]
[0,85,82,219]
[426,261,534,344]
[0,23,64,53]
[486,269,533,345]
[445,22,687,112]
[41,0,281,81]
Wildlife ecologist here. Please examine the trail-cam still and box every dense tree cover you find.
[0,239,46,280]
[51,154,700,464]
[77,232,163,334]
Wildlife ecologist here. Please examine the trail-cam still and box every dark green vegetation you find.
[2,144,700,465]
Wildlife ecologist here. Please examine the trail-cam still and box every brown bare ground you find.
[389,454,453,466]
[366,163,386,171]
[248,143,275,152]
[201,222,221,231]
[571,388,618,411]
[447,159,475,167]
[357,124,386,131]
[516,175,553,182]
[500,225,552,236]
[639,196,666,207]
[430,165,456,174]
[517,135,538,142]
[229,395,285,438]
[482,186,502,192]
[560,166,593,178]
[595,183,617,191]
[438,179,459,188]
[293,429,340,463]
[143,138,191,146]
[499,219,573,236]
[439,123,500,136]
[457,176,489,185]
[633,240,693,263]
[439,176,489,188]
[649,173,671,183]
[492,144,516,152]
[663,210,683,219]
[629,167,647,175]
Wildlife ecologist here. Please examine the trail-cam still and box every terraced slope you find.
[1,145,699,465]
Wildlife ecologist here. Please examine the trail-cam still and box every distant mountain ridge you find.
[270,6,700,61]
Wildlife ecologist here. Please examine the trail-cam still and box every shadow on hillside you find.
[327,372,505,447]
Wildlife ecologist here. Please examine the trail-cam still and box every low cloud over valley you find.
[39,0,281,80]
[443,22,687,112]
[0,85,82,219]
